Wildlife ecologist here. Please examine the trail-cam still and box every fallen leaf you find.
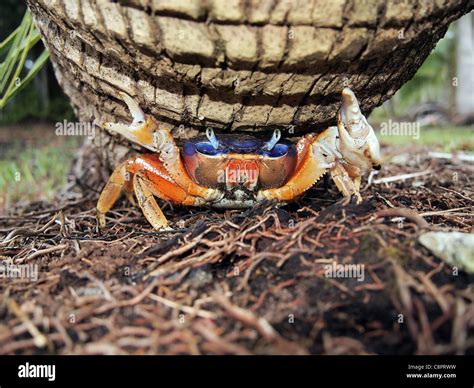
[419,232,474,273]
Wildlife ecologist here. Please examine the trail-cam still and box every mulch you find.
[1,144,473,355]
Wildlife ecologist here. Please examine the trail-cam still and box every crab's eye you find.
[206,128,219,149]
[195,142,221,156]
[266,143,288,158]
[264,129,281,151]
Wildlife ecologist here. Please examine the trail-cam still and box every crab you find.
[96,88,382,230]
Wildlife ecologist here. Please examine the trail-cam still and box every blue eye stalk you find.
[263,129,281,151]
[206,128,219,150]
[184,128,293,158]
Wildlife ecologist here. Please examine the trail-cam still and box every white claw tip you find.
[342,87,353,96]
[119,91,145,124]
[342,87,357,101]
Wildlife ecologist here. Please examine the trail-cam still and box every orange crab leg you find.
[132,172,169,230]
[97,154,205,230]
[96,161,131,227]
[256,134,327,201]
[130,156,205,229]
[127,154,205,206]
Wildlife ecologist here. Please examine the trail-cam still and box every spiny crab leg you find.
[100,92,223,202]
[97,154,206,230]
[329,162,362,204]
[132,171,169,230]
[96,160,130,228]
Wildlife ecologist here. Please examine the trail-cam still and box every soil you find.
[0,144,473,355]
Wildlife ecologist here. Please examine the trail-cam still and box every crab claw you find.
[336,88,382,173]
[120,91,145,124]
[101,92,157,151]
[338,87,370,138]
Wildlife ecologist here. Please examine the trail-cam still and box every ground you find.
[0,126,473,355]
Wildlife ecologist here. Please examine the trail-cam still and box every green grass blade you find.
[3,50,50,103]
[0,12,31,93]
[0,22,34,108]
[0,10,48,109]
[0,25,21,52]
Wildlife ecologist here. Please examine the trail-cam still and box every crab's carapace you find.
[182,132,297,190]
